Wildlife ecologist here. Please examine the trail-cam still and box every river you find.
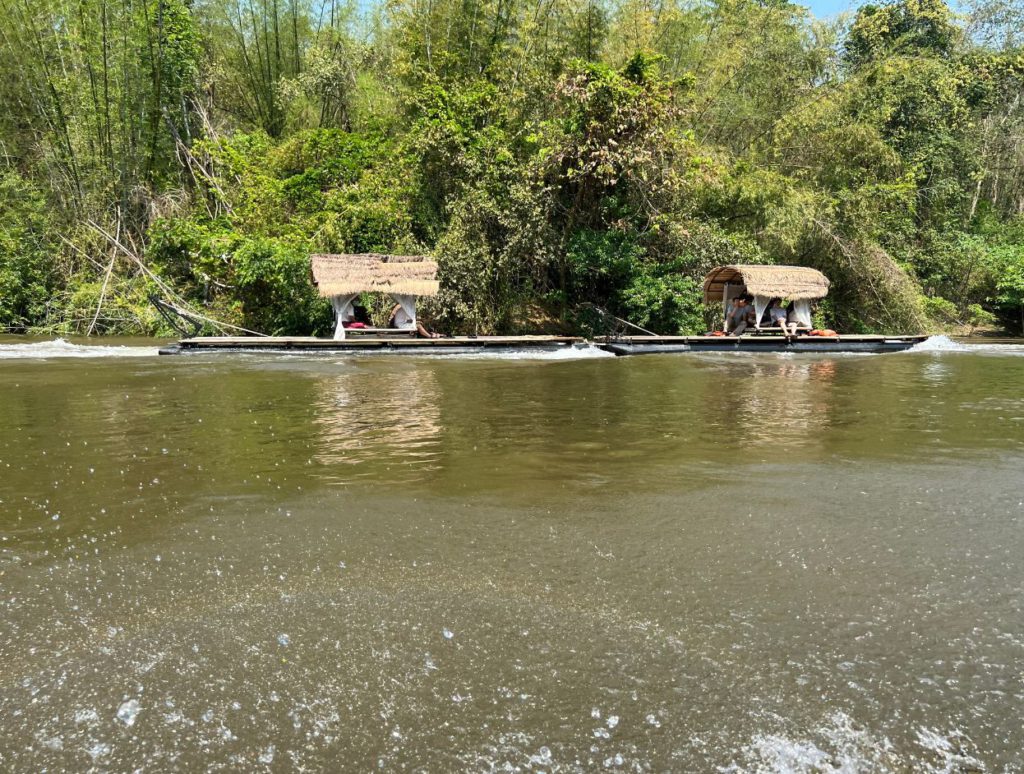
[1,336,1022,771]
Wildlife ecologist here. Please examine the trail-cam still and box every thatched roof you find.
[703,265,830,303]
[310,253,439,297]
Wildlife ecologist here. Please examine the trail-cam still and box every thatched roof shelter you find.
[310,254,439,297]
[702,265,829,303]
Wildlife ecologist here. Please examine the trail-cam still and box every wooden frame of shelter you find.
[702,265,830,332]
[310,254,440,340]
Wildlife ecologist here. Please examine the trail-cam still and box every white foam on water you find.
[723,712,897,773]
[911,335,1024,355]
[115,698,141,727]
[910,335,973,353]
[86,741,112,760]
[724,713,988,773]
[915,727,986,774]
[0,338,159,359]
[258,745,276,764]
[434,343,615,361]
[224,342,616,363]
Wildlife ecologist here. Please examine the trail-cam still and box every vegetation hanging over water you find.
[1,0,1023,335]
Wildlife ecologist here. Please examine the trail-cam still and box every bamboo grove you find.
[1,0,1023,335]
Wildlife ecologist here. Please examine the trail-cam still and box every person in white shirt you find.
[768,298,796,337]
[389,304,441,338]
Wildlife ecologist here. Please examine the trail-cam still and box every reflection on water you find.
[1,347,1024,770]
[709,358,839,450]
[312,365,442,482]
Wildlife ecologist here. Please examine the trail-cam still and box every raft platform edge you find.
[158,333,930,356]
[160,335,585,355]
[598,334,930,355]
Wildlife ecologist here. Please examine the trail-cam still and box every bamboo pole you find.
[86,219,269,337]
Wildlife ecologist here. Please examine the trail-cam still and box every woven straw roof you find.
[703,265,830,303]
[310,253,439,297]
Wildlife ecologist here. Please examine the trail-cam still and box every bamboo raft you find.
[599,334,929,355]
[155,260,929,357]
[159,333,929,356]
[159,335,586,355]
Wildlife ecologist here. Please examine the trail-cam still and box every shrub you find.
[617,268,705,334]
[0,173,56,331]
[921,295,959,327]
[232,237,330,334]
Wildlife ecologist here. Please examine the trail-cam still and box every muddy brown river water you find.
[1,336,1023,771]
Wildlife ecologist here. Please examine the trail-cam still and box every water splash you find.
[435,343,615,361]
[723,713,991,773]
[723,712,898,772]
[0,338,159,359]
[915,728,986,774]
[911,335,1024,355]
[115,699,142,727]
[910,335,974,353]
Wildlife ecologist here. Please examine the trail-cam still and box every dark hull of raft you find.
[159,335,585,355]
[599,334,928,355]
[159,333,929,356]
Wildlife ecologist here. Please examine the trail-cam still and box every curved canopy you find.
[702,265,829,304]
[311,253,439,297]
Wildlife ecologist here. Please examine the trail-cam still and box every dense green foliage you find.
[1,0,1023,335]
[0,174,57,327]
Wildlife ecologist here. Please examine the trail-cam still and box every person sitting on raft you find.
[726,296,751,336]
[389,303,442,338]
[341,304,371,329]
[767,298,797,337]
